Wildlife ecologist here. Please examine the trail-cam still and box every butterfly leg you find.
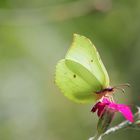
[104,94,114,103]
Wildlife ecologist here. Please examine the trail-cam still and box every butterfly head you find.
[95,83,130,100]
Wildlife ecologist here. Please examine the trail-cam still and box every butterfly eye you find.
[73,74,76,78]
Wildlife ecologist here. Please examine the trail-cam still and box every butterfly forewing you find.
[65,34,110,89]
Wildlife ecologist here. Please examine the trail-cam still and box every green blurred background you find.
[0,0,140,140]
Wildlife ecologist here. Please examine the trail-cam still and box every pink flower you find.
[91,98,134,122]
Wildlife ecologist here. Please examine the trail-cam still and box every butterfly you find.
[55,34,128,103]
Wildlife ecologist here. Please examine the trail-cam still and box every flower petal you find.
[115,104,134,122]
[107,103,134,122]
[92,97,134,122]
[91,102,106,117]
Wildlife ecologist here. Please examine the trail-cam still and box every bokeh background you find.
[0,0,140,140]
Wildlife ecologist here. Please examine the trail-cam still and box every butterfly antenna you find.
[114,87,125,93]
[113,83,130,88]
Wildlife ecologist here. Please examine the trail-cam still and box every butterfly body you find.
[96,87,114,94]
[95,87,114,100]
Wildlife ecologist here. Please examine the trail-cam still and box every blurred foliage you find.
[0,0,140,140]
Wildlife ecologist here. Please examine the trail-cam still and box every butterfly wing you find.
[66,34,109,89]
[55,34,110,103]
[55,59,100,103]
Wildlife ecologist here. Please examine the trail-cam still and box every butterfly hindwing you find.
[55,59,98,103]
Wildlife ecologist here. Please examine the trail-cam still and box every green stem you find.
[89,120,132,140]
[88,133,102,140]
[102,120,132,137]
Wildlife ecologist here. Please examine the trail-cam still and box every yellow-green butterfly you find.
[55,34,113,103]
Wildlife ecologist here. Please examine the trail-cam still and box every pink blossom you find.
[91,98,134,122]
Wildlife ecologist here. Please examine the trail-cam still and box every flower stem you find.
[89,120,132,140]
[102,120,132,137]
[89,106,140,140]
[88,133,102,140]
